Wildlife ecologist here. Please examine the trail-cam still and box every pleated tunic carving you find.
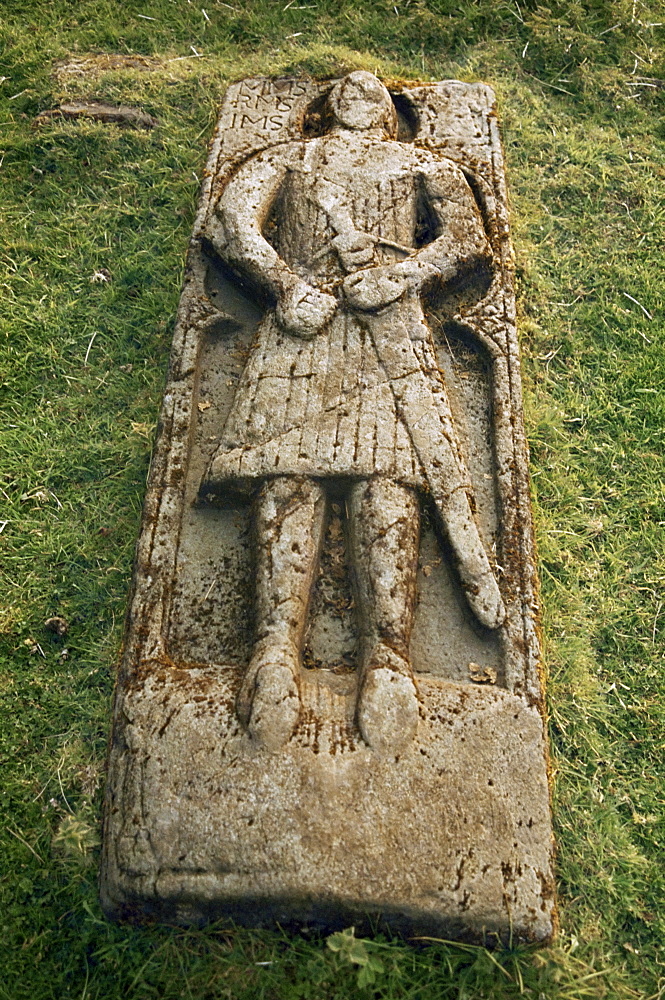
[204,132,491,493]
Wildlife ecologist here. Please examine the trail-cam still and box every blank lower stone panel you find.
[103,664,553,938]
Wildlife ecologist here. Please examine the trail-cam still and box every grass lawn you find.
[1,1,664,996]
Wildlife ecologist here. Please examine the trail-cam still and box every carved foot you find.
[237,640,301,750]
[357,643,418,754]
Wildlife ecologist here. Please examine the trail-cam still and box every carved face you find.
[329,71,398,137]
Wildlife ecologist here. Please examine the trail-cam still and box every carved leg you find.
[238,475,326,749]
[347,478,420,753]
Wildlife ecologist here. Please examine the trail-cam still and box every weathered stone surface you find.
[100,73,555,941]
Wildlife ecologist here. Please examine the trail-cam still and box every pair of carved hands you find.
[276,229,440,340]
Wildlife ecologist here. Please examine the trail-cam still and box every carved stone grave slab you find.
[101,73,555,941]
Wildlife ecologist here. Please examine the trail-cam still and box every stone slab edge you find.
[100,78,556,941]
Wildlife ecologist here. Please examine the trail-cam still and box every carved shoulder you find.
[216,141,304,229]
[207,141,307,300]
[414,154,485,234]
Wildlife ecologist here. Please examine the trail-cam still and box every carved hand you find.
[342,266,406,312]
[343,259,440,313]
[331,230,376,273]
[276,279,337,339]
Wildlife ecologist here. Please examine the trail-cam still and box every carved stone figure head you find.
[328,71,398,138]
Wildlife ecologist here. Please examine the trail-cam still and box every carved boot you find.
[237,637,302,751]
[240,475,327,750]
[356,642,419,754]
[347,478,421,753]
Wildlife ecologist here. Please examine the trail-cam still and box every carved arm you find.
[207,145,336,338]
[396,159,493,293]
[343,158,492,314]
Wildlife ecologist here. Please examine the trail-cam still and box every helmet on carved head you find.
[328,71,398,138]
